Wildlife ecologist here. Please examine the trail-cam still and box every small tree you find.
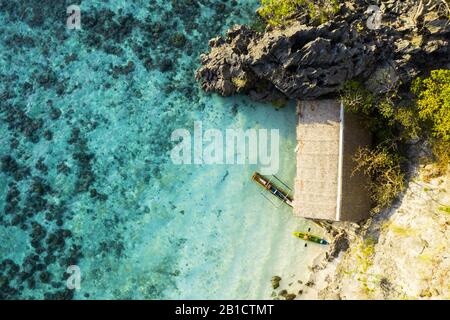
[412,69,450,175]
[340,80,374,116]
[353,146,405,213]
[257,0,304,26]
[257,0,340,27]
[430,139,450,177]
[411,69,450,141]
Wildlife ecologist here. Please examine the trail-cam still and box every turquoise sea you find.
[0,0,326,299]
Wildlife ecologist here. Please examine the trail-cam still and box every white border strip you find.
[336,101,344,221]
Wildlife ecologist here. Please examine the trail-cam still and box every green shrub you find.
[411,70,450,175]
[353,145,405,212]
[393,106,421,141]
[341,71,449,213]
[431,139,450,176]
[341,80,392,138]
[377,97,395,119]
[231,76,248,90]
[341,80,423,143]
[411,69,450,141]
[257,0,340,27]
[257,0,304,27]
[341,80,374,115]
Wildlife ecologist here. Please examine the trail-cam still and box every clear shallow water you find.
[0,0,326,299]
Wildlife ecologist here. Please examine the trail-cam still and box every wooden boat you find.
[252,172,293,207]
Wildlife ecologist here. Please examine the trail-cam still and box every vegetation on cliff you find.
[412,70,450,141]
[257,0,340,26]
[413,70,450,177]
[342,69,450,212]
[352,146,405,213]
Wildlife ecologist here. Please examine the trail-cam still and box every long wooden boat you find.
[252,172,293,207]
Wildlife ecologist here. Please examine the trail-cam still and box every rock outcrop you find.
[297,167,449,300]
[196,0,450,102]
[271,275,282,289]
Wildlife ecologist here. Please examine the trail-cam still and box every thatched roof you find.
[293,100,371,222]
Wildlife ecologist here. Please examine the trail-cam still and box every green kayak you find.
[293,232,329,245]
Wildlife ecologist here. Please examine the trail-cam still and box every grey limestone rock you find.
[196,0,449,102]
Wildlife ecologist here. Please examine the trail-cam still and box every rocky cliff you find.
[195,0,450,102]
[267,162,449,300]
[298,167,449,300]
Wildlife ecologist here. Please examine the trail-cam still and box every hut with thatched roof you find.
[293,100,372,222]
